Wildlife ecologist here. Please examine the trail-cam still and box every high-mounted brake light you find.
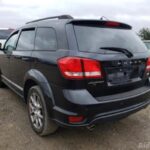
[105,21,120,27]
[146,58,150,71]
[58,57,103,79]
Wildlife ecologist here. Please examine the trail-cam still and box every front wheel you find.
[27,86,58,136]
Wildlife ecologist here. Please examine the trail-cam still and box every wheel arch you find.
[23,69,55,106]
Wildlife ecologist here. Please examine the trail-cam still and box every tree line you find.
[138,28,150,40]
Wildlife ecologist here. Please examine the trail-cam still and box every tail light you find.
[58,57,103,79]
[146,58,150,72]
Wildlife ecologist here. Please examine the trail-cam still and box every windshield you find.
[74,25,147,53]
[145,42,150,49]
[0,29,12,39]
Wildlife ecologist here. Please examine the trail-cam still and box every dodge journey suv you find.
[0,15,150,136]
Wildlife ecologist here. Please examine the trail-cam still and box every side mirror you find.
[0,43,5,52]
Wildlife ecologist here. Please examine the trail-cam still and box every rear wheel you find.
[0,77,5,88]
[27,86,58,136]
[0,81,4,87]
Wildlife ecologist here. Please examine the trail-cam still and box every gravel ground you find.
[0,88,150,150]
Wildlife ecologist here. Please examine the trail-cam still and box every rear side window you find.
[35,28,57,50]
[74,25,147,53]
[16,29,35,50]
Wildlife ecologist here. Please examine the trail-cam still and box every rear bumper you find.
[52,86,150,127]
[53,100,150,127]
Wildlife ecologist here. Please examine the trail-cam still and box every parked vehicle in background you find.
[0,28,13,48]
[143,40,150,50]
[0,15,150,136]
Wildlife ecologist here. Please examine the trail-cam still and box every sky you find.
[0,0,149,31]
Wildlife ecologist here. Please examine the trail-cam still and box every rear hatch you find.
[72,20,150,97]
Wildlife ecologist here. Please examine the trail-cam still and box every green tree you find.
[138,28,150,40]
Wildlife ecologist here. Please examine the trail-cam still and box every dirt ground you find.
[0,88,150,150]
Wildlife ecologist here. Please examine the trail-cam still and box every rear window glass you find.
[74,25,147,53]
[0,29,12,39]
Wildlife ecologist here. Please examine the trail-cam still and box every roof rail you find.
[26,15,73,24]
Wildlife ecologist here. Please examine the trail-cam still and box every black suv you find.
[0,15,150,136]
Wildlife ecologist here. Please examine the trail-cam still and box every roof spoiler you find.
[68,20,132,29]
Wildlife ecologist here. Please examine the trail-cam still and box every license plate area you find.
[105,59,146,86]
[107,67,133,85]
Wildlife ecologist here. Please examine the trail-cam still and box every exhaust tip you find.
[87,124,96,131]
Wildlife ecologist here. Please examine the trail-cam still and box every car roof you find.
[23,19,131,28]
[10,15,132,37]
[22,19,70,28]
[13,14,131,30]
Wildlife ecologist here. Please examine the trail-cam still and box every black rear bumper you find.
[53,100,150,127]
[52,86,150,127]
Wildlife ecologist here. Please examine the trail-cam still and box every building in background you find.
[0,28,14,48]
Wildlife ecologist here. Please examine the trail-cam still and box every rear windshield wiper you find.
[100,47,133,58]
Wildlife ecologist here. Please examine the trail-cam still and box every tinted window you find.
[35,28,57,50]
[5,32,19,51]
[74,25,147,53]
[16,29,35,50]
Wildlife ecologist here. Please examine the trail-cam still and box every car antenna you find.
[100,16,109,20]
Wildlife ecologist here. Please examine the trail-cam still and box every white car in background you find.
[143,40,150,50]
[0,28,13,48]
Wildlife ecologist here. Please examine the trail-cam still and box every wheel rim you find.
[29,92,44,130]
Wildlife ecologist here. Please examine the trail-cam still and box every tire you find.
[0,81,4,87]
[27,85,59,136]
[0,79,5,88]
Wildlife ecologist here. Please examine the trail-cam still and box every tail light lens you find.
[58,57,103,79]
[146,58,150,72]
[105,21,120,27]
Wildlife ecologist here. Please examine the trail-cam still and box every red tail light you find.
[58,57,103,79]
[146,58,150,71]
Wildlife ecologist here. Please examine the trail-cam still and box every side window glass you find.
[16,29,35,50]
[4,32,19,52]
[35,28,57,50]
